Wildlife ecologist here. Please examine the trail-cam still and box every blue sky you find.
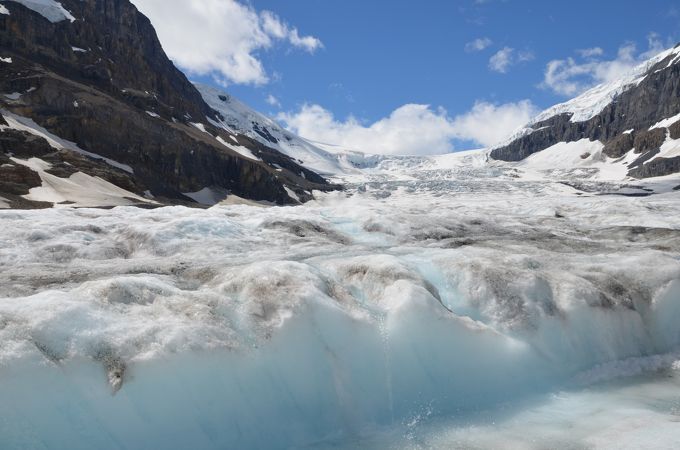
[133,0,680,154]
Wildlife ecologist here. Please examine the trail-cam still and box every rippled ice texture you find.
[1,169,680,449]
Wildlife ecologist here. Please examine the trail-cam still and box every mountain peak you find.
[491,44,680,179]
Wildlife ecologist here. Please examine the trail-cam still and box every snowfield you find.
[1,159,680,449]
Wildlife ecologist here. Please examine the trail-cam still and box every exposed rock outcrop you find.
[491,45,680,179]
[0,0,338,208]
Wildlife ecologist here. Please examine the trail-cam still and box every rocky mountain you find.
[0,0,338,209]
[491,45,680,179]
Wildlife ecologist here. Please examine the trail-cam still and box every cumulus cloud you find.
[489,47,534,73]
[542,34,666,96]
[465,37,493,53]
[131,0,322,86]
[277,100,537,155]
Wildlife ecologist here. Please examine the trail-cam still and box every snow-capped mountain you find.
[0,0,337,209]
[197,84,352,177]
[492,44,680,180]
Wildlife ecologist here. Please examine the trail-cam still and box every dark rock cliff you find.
[491,45,680,179]
[0,0,337,208]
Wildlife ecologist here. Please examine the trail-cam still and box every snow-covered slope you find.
[535,46,680,124]
[491,44,680,180]
[197,84,353,176]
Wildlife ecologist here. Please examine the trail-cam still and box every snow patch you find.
[649,112,680,130]
[10,157,151,207]
[283,186,300,203]
[215,136,261,161]
[0,57,12,63]
[190,122,207,133]
[183,187,228,206]
[5,0,75,23]
[648,134,680,163]
[1,111,134,174]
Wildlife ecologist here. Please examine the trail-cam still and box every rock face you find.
[0,0,337,208]
[491,45,680,179]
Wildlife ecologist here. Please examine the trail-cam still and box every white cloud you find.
[266,94,281,108]
[465,37,493,53]
[489,47,534,73]
[543,34,665,97]
[449,100,538,147]
[576,47,604,59]
[131,0,322,86]
[277,100,537,155]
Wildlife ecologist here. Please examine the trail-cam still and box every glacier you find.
[1,155,680,449]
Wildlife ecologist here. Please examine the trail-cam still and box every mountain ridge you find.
[0,0,337,209]
[491,44,680,179]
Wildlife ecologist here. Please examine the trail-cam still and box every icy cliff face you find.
[1,164,680,448]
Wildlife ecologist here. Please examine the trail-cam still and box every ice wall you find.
[1,178,680,448]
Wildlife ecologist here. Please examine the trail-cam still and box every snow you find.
[0,195,9,208]
[3,92,21,100]
[215,136,261,161]
[495,45,680,150]
[182,187,228,206]
[4,0,75,23]
[284,186,300,203]
[1,111,134,174]
[649,112,680,130]
[197,83,352,176]
[533,46,680,124]
[0,4,9,15]
[145,110,160,118]
[1,162,680,447]
[189,122,207,133]
[10,157,152,207]
[1,73,680,447]
[71,46,87,53]
[515,139,632,180]
[0,57,12,63]
[649,134,680,162]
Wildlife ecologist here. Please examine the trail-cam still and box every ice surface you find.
[4,0,75,23]
[1,158,680,447]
